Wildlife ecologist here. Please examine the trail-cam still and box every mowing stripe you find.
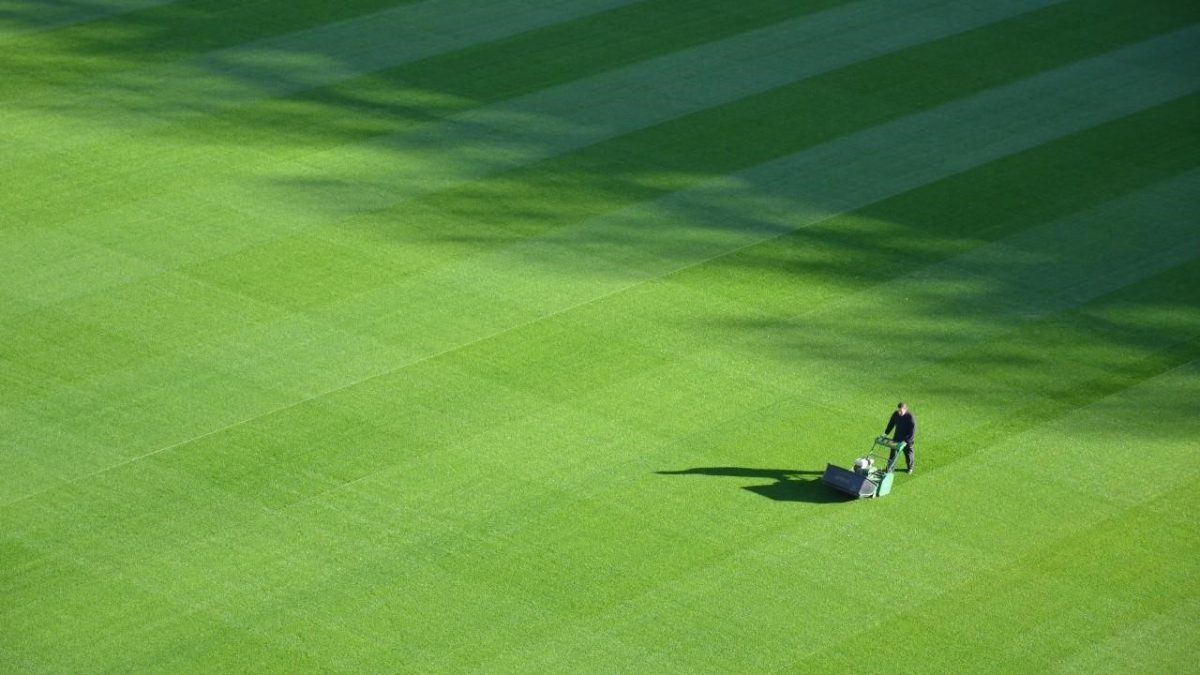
[349,28,1199,318]
[267,0,1070,209]
[9,0,1181,317]
[0,0,425,63]
[652,92,1199,330]
[0,0,182,41]
[5,28,1194,509]
[0,0,1064,220]
[0,0,645,149]
[0,0,859,160]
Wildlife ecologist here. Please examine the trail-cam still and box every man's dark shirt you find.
[886,411,916,444]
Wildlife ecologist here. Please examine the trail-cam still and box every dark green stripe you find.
[694,92,1200,292]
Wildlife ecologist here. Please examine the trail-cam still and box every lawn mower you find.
[821,435,906,498]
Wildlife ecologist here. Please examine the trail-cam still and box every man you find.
[884,402,917,474]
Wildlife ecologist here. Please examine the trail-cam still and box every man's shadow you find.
[656,467,852,503]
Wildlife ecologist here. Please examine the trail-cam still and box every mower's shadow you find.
[656,467,852,504]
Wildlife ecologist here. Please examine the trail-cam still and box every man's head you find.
[897,402,908,415]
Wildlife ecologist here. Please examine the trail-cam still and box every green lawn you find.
[2,0,1198,672]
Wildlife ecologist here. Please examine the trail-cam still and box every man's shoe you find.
[906,468,913,474]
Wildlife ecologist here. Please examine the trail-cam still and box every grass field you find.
[2,0,1199,672]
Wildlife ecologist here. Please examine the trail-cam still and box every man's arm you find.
[884,412,896,434]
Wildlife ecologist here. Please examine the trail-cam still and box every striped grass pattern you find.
[2,0,1198,672]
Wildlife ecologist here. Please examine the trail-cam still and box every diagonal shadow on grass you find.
[657,467,852,504]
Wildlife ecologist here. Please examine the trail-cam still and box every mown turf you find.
[1,0,1198,672]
